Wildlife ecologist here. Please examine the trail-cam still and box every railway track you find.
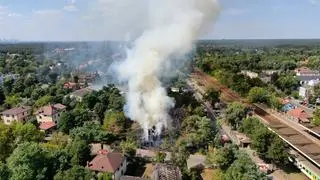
[190,69,320,170]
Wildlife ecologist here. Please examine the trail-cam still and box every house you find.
[68,87,93,102]
[1,106,32,125]
[187,154,206,170]
[295,67,320,76]
[135,149,171,162]
[240,70,258,79]
[71,71,100,84]
[295,67,320,85]
[87,150,127,180]
[35,104,66,132]
[152,164,182,180]
[287,108,311,123]
[236,133,252,148]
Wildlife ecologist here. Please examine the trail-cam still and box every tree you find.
[155,152,166,163]
[276,74,299,94]
[83,93,99,110]
[103,110,126,134]
[182,115,217,148]
[0,86,5,105]
[7,142,49,180]
[267,137,289,165]
[94,103,107,122]
[97,173,113,180]
[54,166,93,180]
[70,121,115,144]
[206,145,236,170]
[13,123,44,144]
[58,112,75,134]
[224,102,247,130]
[67,138,91,166]
[4,95,21,107]
[312,108,320,126]
[31,87,46,101]
[47,132,69,149]
[269,94,281,110]
[34,95,53,108]
[224,152,267,180]
[204,88,220,106]
[3,78,14,95]
[0,123,14,162]
[119,138,138,158]
[0,161,10,180]
[12,77,26,94]
[171,139,190,174]
[239,117,261,136]
[192,106,206,117]
[251,127,275,159]
[247,87,269,104]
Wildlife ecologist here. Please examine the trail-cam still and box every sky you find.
[0,0,319,41]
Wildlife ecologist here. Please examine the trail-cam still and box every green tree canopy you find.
[66,138,91,166]
[34,95,53,108]
[7,142,49,180]
[206,145,237,170]
[0,123,14,162]
[103,110,126,135]
[13,123,44,144]
[0,160,10,180]
[267,137,289,165]
[224,102,247,130]
[247,87,269,104]
[119,138,138,158]
[223,152,267,180]
[204,88,220,106]
[312,108,320,126]
[54,166,93,180]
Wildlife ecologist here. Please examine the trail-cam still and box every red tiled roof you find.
[287,108,311,121]
[64,82,77,89]
[35,104,66,116]
[1,106,31,115]
[39,122,56,130]
[87,152,125,173]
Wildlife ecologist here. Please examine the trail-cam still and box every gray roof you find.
[71,88,93,97]
[1,106,31,115]
[297,76,320,81]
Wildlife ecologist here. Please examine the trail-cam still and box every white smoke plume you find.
[115,0,220,140]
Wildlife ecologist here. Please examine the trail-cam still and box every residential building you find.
[152,164,182,180]
[87,150,127,180]
[1,106,32,125]
[187,155,206,170]
[240,70,258,79]
[35,104,66,132]
[63,82,87,90]
[295,67,320,76]
[68,87,93,102]
[236,133,252,148]
[287,108,311,123]
[295,67,320,85]
[71,70,100,84]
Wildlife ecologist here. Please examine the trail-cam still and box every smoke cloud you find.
[114,0,220,139]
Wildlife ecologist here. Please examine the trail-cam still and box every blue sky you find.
[0,0,319,41]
